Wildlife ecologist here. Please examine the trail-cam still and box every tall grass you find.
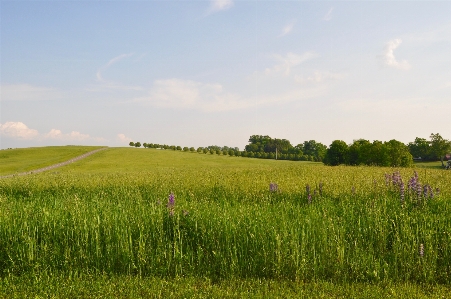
[0,163,450,283]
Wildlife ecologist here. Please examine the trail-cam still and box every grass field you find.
[0,147,450,297]
[0,146,104,176]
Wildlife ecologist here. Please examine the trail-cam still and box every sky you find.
[1,0,450,150]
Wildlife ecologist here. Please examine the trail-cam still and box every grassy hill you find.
[0,146,104,176]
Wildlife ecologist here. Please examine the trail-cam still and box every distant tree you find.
[216,149,221,155]
[348,139,371,165]
[384,139,413,167]
[430,133,451,167]
[324,140,349,166]
[143,143,148,148]
[183,147,189,152]
[189,147,195,152]
[303,140,327,162]
[129,142,135,147]
[134,142,141,148]
[408,137,432,160]
[197,147,203,153]
[203,148,209,154]
[176,146,182,151]
[228,149,235,156]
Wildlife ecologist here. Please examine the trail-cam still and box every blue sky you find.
[1,0,450,150]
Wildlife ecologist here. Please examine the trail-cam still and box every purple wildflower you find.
[167,193,175,216]
[306,184,310,195]
[308,194,312,204]
[400,181,405,203]
[270,183,278,192]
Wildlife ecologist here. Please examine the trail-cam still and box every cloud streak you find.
[264,52,318,76]
[381,39,411,70]
[206,0,234,15]
[280,21,296,37]
[323,7,333,21]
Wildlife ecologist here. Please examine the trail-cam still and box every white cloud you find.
[280,21,296,37]
[323,7,333,21]
[0,121,105,142]
[381,39,411,70]
[133,78,250,112]
[45,129,92,141]
[207,0,234,14]
[0,122,39,139]
[0,84,61,101]
[264,52,318,76]
[117,133,132,144]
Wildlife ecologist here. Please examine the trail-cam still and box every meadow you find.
[0,147,450,298]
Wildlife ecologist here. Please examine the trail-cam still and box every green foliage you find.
[324,140,349,166]
[129,142,134,147]
[134,142,141,148]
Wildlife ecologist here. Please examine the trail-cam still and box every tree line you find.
[128,133,451,168]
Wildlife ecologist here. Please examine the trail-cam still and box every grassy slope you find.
[57,147,321,174]
[0,146,104,176]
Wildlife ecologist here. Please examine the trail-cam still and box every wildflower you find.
[400,181,405,203]
[306,184,310,195]
[319,182,323,196]
[351,186,355,195]
[308,194,312,204]
[167,193,175,209]
[167,193,175,216]
[270,183,278,192]
[183,210,189,216]
[419,243,424,257]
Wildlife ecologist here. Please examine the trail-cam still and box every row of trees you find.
[325,133,450,167]
[128,133,450,168]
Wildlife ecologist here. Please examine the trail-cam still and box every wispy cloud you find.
[117,133,133,144]
[96,53,134,82]
[0,121,105,142]
[264,52,318,76]
[323,7,333,21]
[380,39,411,70]
[280,20,296,37]
[94,53,144,91]
[132,78,250,112]
[206,0,234,15]
[0,84,62,101]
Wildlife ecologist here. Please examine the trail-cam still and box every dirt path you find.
[0,147,108,179]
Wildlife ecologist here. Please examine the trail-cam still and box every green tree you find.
[408,137,432,160]
[134,142,141,148]
[183,147,189,152]
[129,142,135,147]
[384,139,413,167]
[348,139,371,165]
[189,147,195,152]
[430,133,451,167]
[324,140,349,166]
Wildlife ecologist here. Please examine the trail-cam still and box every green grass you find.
[0,146,104,176]
[57,147,321,174]
[0,147,450,297]
[2,275,451,298]
[414,161,445,170]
